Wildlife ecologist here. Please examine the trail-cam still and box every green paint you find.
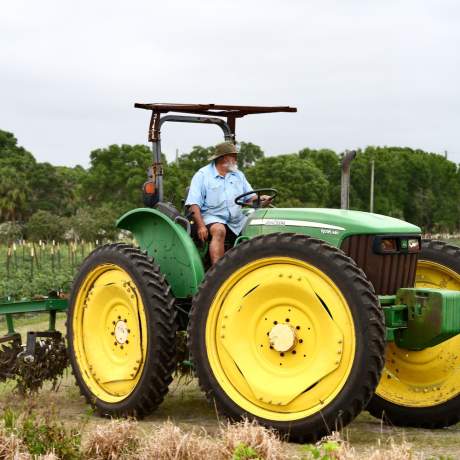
[49,310,57,331]
[5,314,15,334]
[117,208,205,298]
[381,289,460,347]
[394,288,460,350]
[0,298,67,315]
[0,298,67,336]
[242,208,421,247]
[381,298,408,341]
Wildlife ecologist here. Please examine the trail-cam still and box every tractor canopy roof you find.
[134,103,297,118]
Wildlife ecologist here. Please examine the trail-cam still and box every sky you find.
[1,0,459,167]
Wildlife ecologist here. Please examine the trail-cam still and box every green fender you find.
[116,208,205,298]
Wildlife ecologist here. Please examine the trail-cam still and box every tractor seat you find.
[154,201,195,236]
[154,202,181,221]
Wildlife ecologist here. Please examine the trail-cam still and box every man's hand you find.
[260,195,273,207]
[197,224,209,242]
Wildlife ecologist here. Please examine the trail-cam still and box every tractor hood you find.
[243,208,421,248]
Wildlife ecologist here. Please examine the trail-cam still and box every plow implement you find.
[0,295,69,393]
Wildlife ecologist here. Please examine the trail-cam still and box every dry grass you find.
[83,419,140,460]
[301,431,424,460]
[139,421,222,460]
[219,419,287,460]
[365,439,420,460]
[85,418,288,460]
[0,409,444,460]
[0,427,30,460]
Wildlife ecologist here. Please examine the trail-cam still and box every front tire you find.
[68,243,177,417]
[368,240,460,428]
[188,233,385,442]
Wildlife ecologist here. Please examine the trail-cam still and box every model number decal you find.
[249,219,344,232]
[320,228,340,235]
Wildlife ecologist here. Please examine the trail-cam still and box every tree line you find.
[1,128,460,242]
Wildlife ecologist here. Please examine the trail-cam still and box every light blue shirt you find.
[185,162,254,235]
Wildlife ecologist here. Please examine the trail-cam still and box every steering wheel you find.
[234,188,278,208]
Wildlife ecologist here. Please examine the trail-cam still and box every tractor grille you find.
[340,235,418,295]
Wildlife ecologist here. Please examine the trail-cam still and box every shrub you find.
[0,221,23,244]
[220,419,286,460]
[25,211,66,242]
[2,408,81,460]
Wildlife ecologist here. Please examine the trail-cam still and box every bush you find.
[66,205,119,242]
[0,221,23,244]
[25,211,66,242]
[2,408,81,460]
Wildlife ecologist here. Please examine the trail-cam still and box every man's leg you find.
[208,223,226,265]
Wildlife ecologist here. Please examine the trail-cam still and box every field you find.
[2,240,460,458]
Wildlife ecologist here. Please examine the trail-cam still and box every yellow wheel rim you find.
[205,257,356,420]
[72,263,147,403]
[376,259,460,407]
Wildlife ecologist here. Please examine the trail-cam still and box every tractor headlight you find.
[373,236,421,254]
[380,238,398,253]
[407,238,421,253]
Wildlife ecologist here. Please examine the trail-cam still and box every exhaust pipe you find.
[341,150,357,209]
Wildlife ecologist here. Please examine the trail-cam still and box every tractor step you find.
[382,288,460,350]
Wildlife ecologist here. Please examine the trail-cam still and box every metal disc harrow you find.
[0,295,69,394]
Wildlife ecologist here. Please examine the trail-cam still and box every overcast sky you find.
[1,0,459,167]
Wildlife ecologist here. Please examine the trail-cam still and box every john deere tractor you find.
[62,104,460,441]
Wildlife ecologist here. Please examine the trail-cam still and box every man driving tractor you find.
[186,141,272,264]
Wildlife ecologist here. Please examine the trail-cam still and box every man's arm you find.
[189,204,208,241]
[185,172,208,241]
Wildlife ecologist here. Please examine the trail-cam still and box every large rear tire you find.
[188,233,385,442]
[368,240,460,428]
[68,243,177,417]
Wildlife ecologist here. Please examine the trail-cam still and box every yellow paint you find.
[205,257,355,420]
[376,260,460,407]
[72,264,147,402]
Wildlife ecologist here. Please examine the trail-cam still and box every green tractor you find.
[60,104,460,441]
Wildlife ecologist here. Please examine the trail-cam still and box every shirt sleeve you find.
[241,173,256,202]
[185,171,205,207]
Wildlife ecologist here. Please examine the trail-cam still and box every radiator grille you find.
[340,235,418,295]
